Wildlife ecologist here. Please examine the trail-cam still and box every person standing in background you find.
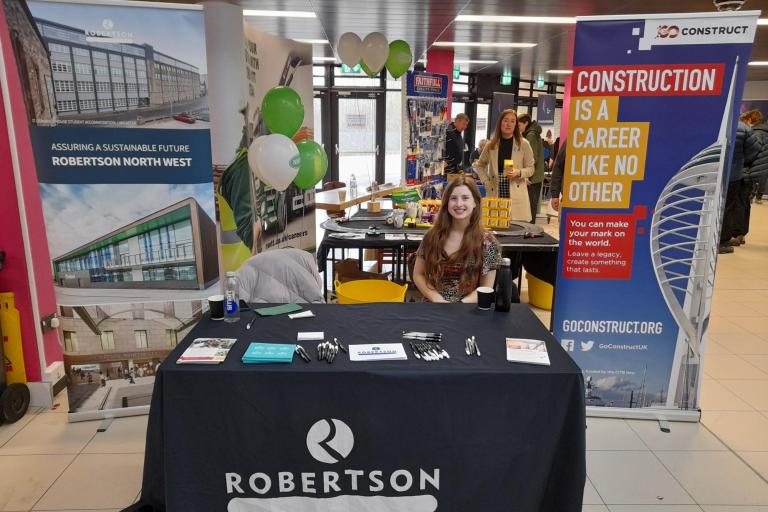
[741,110,768,206]
[475,109,535,221]
[445,113,470,174]
[518,113,545,223]
[719,119,759,253]
[549,140,567,212]
[543,129,554,169]
[470,139,488,164]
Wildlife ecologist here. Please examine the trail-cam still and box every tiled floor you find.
[2,203,768,511]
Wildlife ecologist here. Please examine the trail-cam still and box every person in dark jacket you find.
[518,114,545,223]
[719,120,760,253]
[444,113,470,173]
[742,110,768,205]
[549,140,567,211]
[470,139,488,164]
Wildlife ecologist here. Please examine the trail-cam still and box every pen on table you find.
[403,336,442,343]
[245,310,258,330]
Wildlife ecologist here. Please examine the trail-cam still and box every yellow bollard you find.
[0,293,27,384]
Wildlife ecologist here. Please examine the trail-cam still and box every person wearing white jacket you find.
[474,109,535,222]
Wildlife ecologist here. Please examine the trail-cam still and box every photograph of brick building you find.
[59,299,204,413]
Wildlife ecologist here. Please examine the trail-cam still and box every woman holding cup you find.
[474,109,535,221]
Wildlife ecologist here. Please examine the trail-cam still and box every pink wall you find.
[426,48,454,118]
[0,6,62,381]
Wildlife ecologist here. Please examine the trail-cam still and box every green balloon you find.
[385,40,412,79]
[293,140,328,190]
[262,86,304,137]
[359,59,379,77]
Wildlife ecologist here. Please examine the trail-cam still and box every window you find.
[52,61,72,73]
[74,62,91,75]
[167,329,178,347]
[77,81,94,93]
[475,103,490,141]
[333,66,381,87]
[72,47,89,57]
[313,96,323,147]
[48,42,68,54]
[385,90,402,184]
[94,65,109,76]
[96,82,110,93]
[134,330,148,348]
[63,331,78,352]
[79,99,96,110]
[54,80,74,93]
[100,331,115,350]
[312,65,326,87]
[56,100,77,112]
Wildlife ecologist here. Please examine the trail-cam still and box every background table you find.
[314,184,399,212]
[128,303,585,512]
[318,211,560,298]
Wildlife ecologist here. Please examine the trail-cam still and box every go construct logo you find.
[306,419,354,464]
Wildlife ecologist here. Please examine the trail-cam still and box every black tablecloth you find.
[126,303,585,512]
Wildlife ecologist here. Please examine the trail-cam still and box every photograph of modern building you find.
[36,17,204,119]
[59,299,204,412]
[3,0,208,126]
[52,197,218,291]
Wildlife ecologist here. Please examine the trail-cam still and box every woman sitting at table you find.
[474,108,535,222]
[413,176,501,303]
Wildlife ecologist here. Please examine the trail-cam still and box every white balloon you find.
[247,134,300,192]
[337,32,362,68]
[361,32,389,73]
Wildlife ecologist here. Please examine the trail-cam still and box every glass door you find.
[333,92,379,188]
[475,102,490,142]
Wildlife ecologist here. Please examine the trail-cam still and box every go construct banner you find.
[553,11,759,410]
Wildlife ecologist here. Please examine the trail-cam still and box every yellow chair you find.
[526,273,553,311]
[333,279,407,304]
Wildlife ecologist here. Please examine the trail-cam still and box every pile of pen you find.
[402,331,442,342]
[403,331,448,362]
[465,336,481,357]
[317,337,346,364]
[294,344,311,363]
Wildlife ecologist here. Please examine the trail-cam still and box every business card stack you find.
[241,343,295,364]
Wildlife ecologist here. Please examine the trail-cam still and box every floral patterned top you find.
[417,231,501,302]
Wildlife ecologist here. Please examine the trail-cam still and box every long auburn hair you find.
[488,108,522,149]
[421,177,491,294]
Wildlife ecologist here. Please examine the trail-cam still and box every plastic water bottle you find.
[495,258,513,312]
[224,271,240,323]
[349,174,358,198]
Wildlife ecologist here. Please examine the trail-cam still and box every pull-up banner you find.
[553,11,759,411]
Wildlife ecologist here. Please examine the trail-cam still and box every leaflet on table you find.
[177,338,238,364]
[349,343,408,361]
[506,338,550,366]
[242,343,295,363]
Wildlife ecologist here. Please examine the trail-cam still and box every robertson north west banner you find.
[553,11,759,410]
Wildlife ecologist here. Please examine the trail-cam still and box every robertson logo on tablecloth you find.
[306,418,354,464]
[224,418,441,511]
